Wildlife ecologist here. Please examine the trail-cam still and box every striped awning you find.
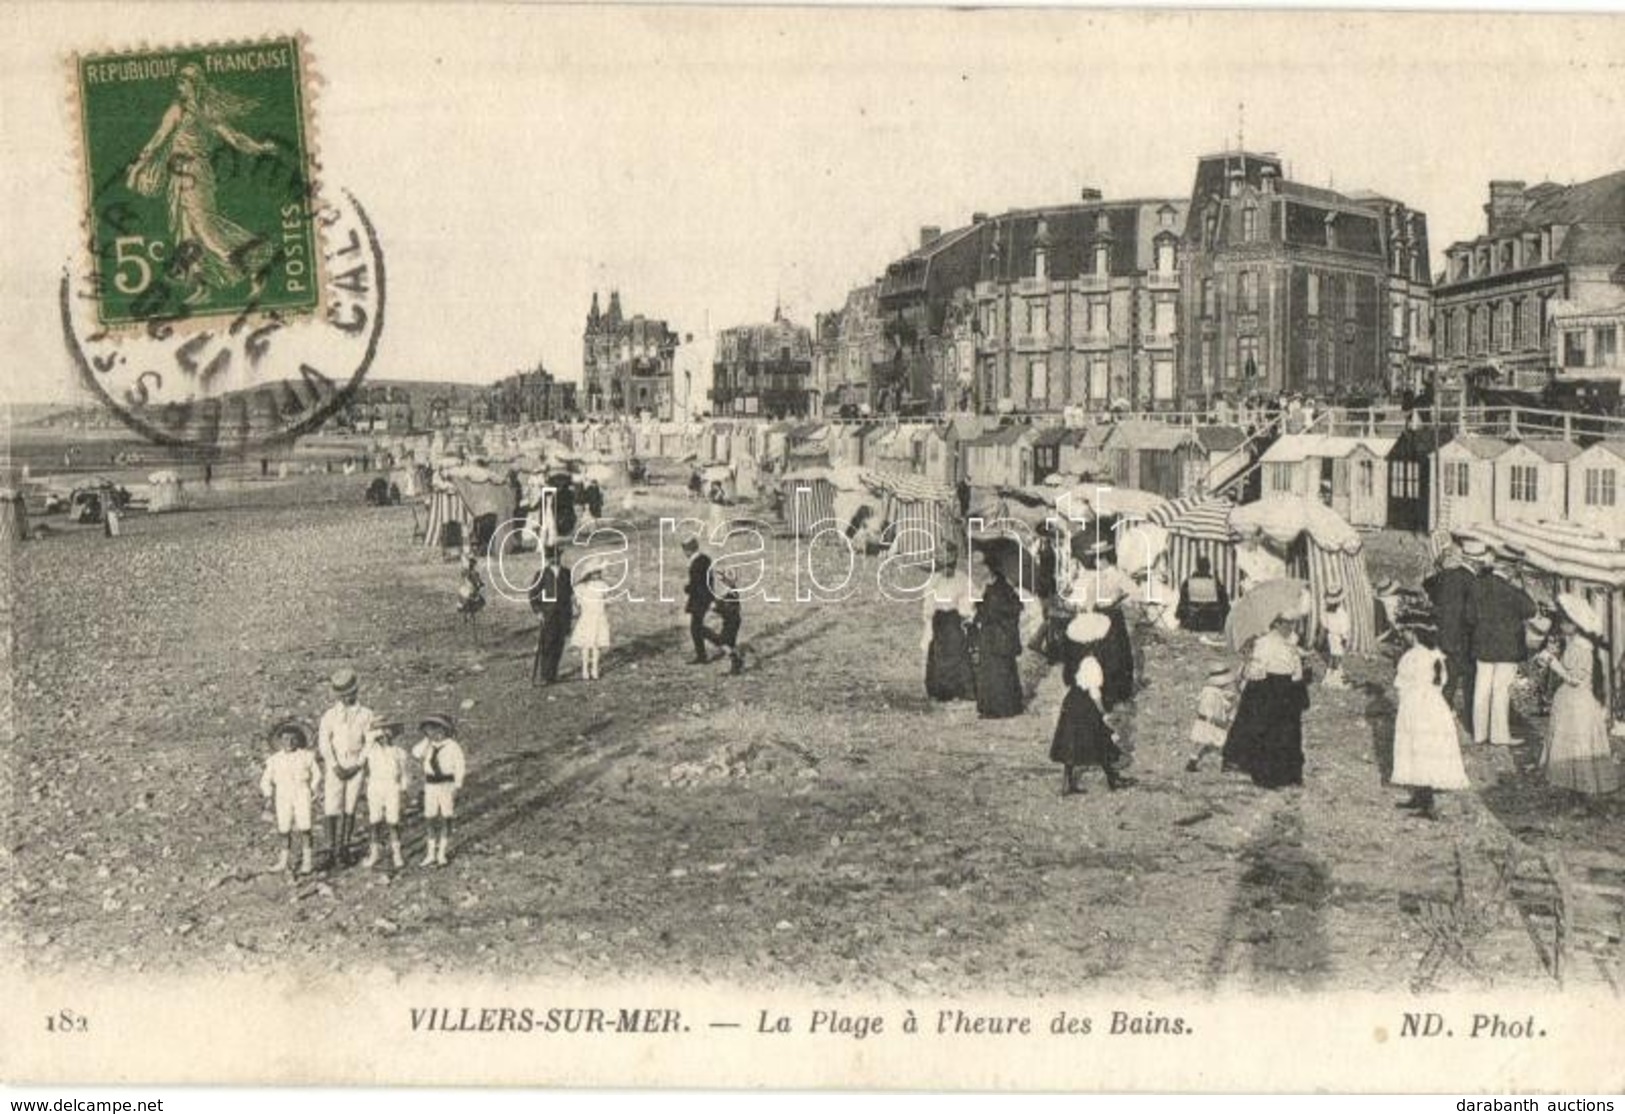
[1145,495,1239,542]
[1460,519,1625,586]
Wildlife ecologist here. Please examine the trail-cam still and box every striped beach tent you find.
[1231,500,1374,654]
[781,467,838,539]
[422,480,472,549]
[862,470,957,560]
[1147,495,1243,600]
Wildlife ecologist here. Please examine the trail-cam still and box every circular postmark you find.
[61,187,385,455]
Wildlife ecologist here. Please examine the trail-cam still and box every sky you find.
[4,4,1624,404]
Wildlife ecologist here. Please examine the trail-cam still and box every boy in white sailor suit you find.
[413,714,466,867]
[260,719,321,876]
[361,719,409,870]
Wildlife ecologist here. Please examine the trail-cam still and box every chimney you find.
[919,226,942,249]
[1079,187,1103,202]
[1486,180,1528,236]
[972,211,989,224]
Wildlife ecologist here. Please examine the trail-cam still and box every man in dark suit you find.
[529,546,573,685]
[683,537,719,664]
[1470,548,1536,746]
[1422,541,1479,716]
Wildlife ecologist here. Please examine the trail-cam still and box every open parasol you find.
[1226,577,1311,651]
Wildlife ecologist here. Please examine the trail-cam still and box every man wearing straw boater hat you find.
[316,668,374,869]
[1423,538,1480,716]
[1470,546,1537,747]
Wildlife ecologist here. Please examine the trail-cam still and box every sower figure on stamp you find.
[529,546,574,685]
[316,668,374,869]
[124,64,278,306]
[682,537,722,664]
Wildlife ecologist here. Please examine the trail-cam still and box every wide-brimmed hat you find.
[329,668,358,695]
[1459,538,1489,559]
[419,713,456,735]
[1066,612,1111,644]
[680,537,699,553]
[1325,585,1345,603]
[1527,614,1553,635]
[268,718,312,747]
[1557,592,1603,637]
[1205,663,1234,685]
[370,717,405,737]
[1374,577,1398,594]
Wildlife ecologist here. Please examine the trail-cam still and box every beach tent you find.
[423,476,473,549]
[1567,441,1625,539]
[146,470,184,513]
[1145,495,1242,602]
[1491,437,1579,528]
[0,488,28,544]
[1230,500,1374,654]
[1433,434,1510,533]
[861,470,957,560]
[781,467,839,539]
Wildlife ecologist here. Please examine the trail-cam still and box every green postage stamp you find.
[74,35,319,327]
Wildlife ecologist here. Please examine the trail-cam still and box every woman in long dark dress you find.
[1049,612,1134,795]
[922,570,976,702]
[971,556,1025,719]
[1222,612,1311,788]
[1067,541,1137,710]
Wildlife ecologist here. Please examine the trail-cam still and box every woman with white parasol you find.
[1537,593,1621,800]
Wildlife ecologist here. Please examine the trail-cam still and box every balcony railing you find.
[1147,270,1181,290]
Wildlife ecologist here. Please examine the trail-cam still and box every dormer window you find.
[1501,242,1515,271]
[1242,206,1258,242]
[1157,204,1177,229]
[1094,244,1109,277]
[1324,213,1338,250]
[1095,212,1111,234]
[1155,237,1176,275]
[1034,247,1048,281]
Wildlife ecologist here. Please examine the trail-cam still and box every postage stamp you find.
[62,34,385,455]
[73,35,319,328]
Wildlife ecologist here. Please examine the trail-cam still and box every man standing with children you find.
[261,667,470,875]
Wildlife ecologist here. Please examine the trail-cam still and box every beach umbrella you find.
[1226,577,1311,651]
[1145,495,1239,542]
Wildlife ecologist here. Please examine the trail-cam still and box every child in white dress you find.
[1391,623,1469,819]
[260,719,320,875]
[1185,664,1238,773]
[1322,585,1352,689]
[571,566,611,680]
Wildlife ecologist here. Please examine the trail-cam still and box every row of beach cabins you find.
[560,407,1625,542]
